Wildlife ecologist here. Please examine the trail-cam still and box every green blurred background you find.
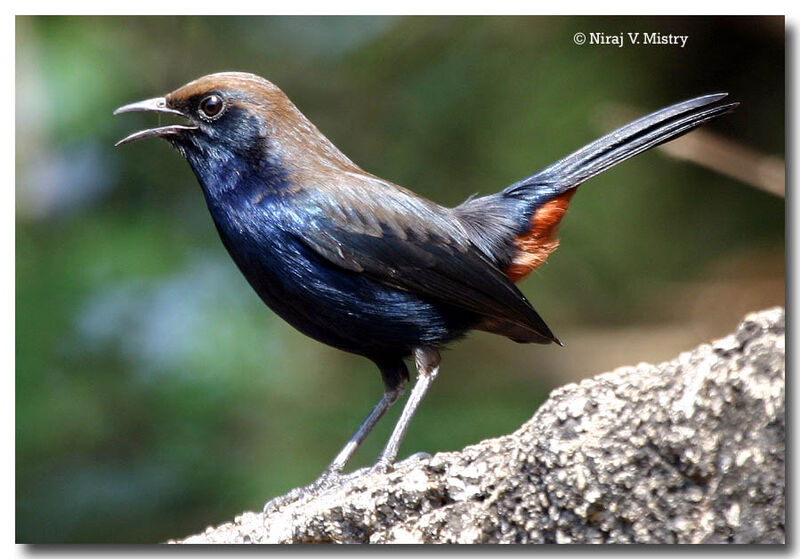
[16,16,784,543]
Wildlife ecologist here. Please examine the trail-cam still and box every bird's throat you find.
[184,140,293,206]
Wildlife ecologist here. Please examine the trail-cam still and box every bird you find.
[115,72,737,499]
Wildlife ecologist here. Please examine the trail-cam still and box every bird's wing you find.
[290,182,558,344]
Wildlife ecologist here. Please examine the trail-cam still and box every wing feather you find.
[291,184,558,344]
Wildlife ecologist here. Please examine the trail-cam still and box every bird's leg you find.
[373,347,441,473]
[321,380,406,478]
[263,381,405,512]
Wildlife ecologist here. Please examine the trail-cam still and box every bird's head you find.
[115,72,284,152]
[114,72,356,196]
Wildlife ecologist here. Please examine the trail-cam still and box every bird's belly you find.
[218,223,477,356]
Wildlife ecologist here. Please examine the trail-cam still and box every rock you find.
[174,307,785,544]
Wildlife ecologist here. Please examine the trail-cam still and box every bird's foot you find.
[401,451,433,464]
[262,470,343,513]
[371,458,392,475]
[262,466,371,514]
[263,453,433,513]
[370,451,432,475]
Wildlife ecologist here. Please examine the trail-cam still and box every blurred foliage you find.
[16,16,783,542]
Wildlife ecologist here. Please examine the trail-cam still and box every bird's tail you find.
[457,93,738,284]
[502,93,738,204]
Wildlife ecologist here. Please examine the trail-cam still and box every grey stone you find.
[175,307,785,544]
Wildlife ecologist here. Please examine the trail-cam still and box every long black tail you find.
[455,93,738,284]
[453,93,738,344]
[502,93,739,204]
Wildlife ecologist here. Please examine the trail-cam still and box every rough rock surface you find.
[177,307,785,544]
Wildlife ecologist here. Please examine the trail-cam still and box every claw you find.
[371,460,392,475]
[262,467,371,513]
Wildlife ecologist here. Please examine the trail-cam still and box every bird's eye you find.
[199,94,225,120]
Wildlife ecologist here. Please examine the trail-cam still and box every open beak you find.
[113,97,198,146]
